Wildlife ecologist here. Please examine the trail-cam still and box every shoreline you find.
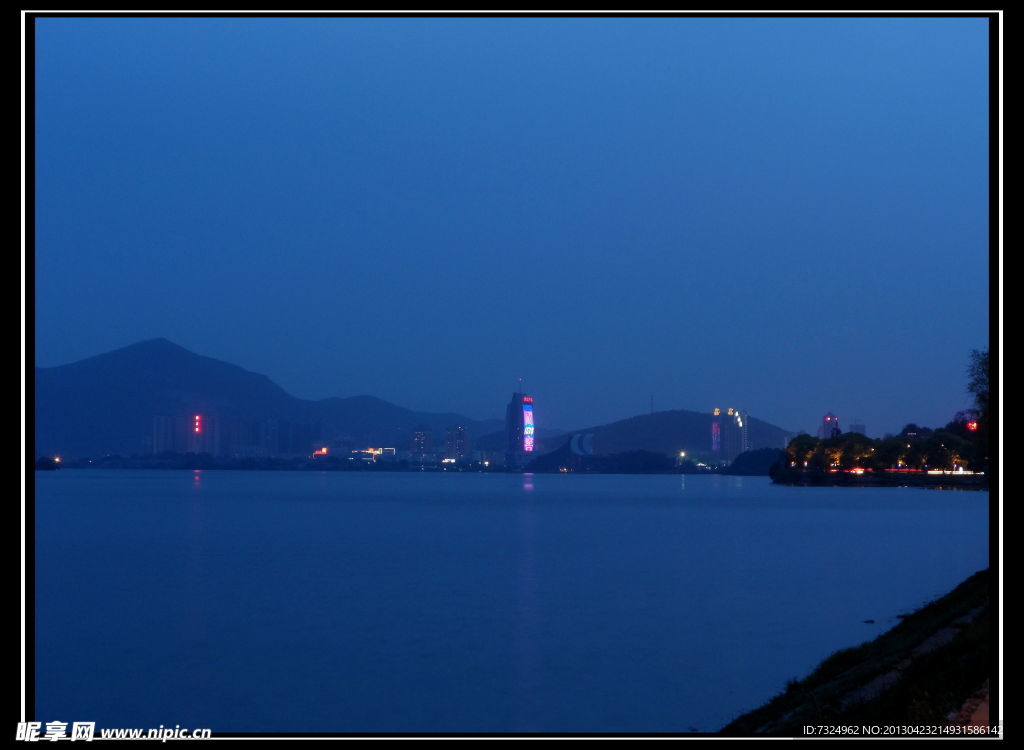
[719,569,995,736]
[772,472,988,490]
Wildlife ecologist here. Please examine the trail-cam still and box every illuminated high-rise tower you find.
[817,413,842,439]
[505,392,536,467]
[445,425,469,461]
[150,413,220,455]
[710,407,749,461]
[411,426,432,457]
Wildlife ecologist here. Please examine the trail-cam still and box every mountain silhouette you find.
[34,339,501,458]
[571,409,791,457]
[476,408,792,459]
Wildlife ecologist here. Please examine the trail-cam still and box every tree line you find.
[774,349,989,479]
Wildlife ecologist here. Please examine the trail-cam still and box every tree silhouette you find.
[968,349,989,419]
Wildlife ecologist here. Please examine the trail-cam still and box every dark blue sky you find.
[34,16,990,436]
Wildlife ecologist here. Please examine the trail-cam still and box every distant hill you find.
[477,409,792,460]
[572,410,791,457]
[34,339,501,458]
[482,409,789,462]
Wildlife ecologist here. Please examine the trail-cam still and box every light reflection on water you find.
[35,470,988,733]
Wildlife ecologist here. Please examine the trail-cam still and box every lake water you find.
[34,470,989,734]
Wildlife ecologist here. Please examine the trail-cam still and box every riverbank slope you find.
[720,569,996,736]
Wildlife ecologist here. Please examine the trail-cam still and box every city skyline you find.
[32,14,992,438]
[36,334,982,438]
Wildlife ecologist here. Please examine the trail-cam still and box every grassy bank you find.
[720,569,994,736]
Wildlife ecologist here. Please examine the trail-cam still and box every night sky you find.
[33,15,990,436]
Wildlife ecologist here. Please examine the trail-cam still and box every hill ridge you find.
[35,339,502,458]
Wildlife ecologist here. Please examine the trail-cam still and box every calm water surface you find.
[35,470,988,733]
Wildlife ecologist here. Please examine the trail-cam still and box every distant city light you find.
[313,446,328,456]
[53,456,61,463]
[966,421,978,431]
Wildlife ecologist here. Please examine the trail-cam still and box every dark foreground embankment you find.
[720,570,995,736]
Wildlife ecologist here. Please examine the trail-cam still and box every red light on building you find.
[523,397,533,403]
[966,421,978,432]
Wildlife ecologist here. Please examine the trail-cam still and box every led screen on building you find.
[522,403,534,452]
